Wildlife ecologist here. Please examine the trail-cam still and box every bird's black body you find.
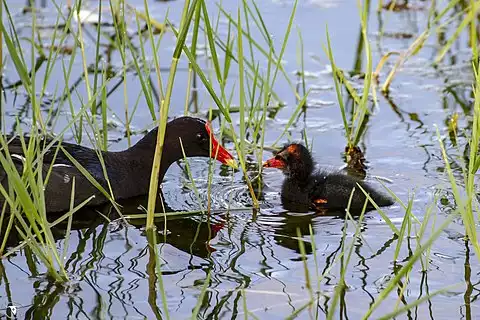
[0,117,236,213]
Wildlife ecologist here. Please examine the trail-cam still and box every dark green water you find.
[0,0,479,319]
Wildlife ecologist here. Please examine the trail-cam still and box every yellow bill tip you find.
[225,158,239,170]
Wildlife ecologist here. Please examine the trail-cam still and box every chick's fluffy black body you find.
[266,143,394,212]
[281,169,393,212]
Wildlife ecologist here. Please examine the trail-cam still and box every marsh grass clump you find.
[325,22,371,167]
[436,63,480,259]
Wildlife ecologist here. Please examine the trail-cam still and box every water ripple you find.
[163,170,252,211]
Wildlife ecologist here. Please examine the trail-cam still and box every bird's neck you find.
[126,142,181,179]
[108,135,182,199]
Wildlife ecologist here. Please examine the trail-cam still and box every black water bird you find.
[0,117,237,212]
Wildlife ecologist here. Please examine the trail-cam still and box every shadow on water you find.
[0,188,376,319]
[1,192,478,318]
[0,193,230,318]
[1,191,227,256]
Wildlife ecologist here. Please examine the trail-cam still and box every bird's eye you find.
[196,133,207,142]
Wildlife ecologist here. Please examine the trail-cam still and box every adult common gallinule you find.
[263,143,394,213]
[1,117,237,212]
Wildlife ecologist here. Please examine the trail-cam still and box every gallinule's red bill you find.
[263,143,393,212]
[1,117,237,212]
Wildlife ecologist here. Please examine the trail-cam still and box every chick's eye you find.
[196,133,207,142]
